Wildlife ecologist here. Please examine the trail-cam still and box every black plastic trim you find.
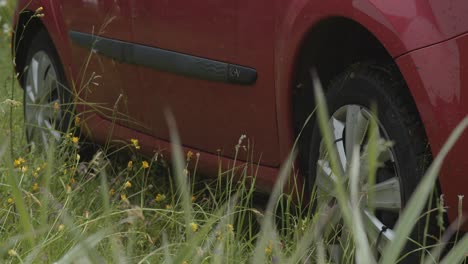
[69,31,257,85]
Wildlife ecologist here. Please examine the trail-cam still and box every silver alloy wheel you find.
[315,104,402,262]
[24,50,62,149]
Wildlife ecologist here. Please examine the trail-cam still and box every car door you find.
[132,2,280,166]
[62,0,143,131]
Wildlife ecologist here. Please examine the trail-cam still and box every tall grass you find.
[1,1,467,263]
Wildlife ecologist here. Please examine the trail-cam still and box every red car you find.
[12,0,468,260]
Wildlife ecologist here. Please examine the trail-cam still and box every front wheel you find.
[307,64,438,262]
[22,29,71,150]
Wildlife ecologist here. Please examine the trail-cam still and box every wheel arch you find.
[285,14,451,230]
[13,1,74,87]
[276,0,468,166]
[13,9,46,85]
[291,17,395,138]
[286,16,435,193]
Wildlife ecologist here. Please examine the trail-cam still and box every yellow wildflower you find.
[7,198,14,205]
[8,249,17,257]
[127,160,133,169]
[32,183,39,192]
[155,193,166,202]
[216,230,223,241]
[75,116,81,126]
[72,137,79,145]
[186,150,194,161]
[121,194,127,201]
[189,222,198,232]
[20,166,28,173]
[265,241,273,255]
[13,157,25,167]
[165,204,172,210]
[191,195,196,203]
[109,188,116,196]
[227,224,234,234]
[58,224,65,232]
[53,101,59,111]
[66,185,72,193]
[70,178,76,184]
[142,161,149,169]
[130,138,140,149]
[124,181,132,189]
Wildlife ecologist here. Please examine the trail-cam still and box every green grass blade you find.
[440,234,468,264]
[380,117,468,264]
[4,138,35,249]
[311,69,353,239]
[166,110,194,237]
[349,146,375,264]
[54,230,108,264]
[251,152,295,264]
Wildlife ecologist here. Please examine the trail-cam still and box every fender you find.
[275,0,468,160]
[14,0,76,87]
[275,0,468,225]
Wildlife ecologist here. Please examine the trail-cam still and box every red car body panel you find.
[131,1,280,166]
[13,0,468,227]
[61,0,136,119]
[397,34,468,224]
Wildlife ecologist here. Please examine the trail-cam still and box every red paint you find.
[396,33,468,225]
[131,1,280,166]
[13,0,468,228]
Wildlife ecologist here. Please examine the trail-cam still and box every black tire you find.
[307,63,441,262]
[22,28,72,147]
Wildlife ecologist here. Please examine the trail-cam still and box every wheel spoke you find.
[316,160,336,196]
[345,105,369,162]
[365,176,401,212]
[330,117,347,172]
[37,59,55,103]
[50,130,61,140]
[43,120,61,141]
[37,55,49,101]
[26,66,37,103]
[31,56,40,97]
[363,209,394,253]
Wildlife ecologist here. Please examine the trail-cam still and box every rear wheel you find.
[307,64,439,262]
[23,29,71,150]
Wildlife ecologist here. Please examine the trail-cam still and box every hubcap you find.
[24,51,62,149]
[315,105,402,262]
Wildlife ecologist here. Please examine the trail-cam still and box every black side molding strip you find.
[69,31,257,85]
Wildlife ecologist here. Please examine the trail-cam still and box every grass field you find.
[1,2,468,264]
